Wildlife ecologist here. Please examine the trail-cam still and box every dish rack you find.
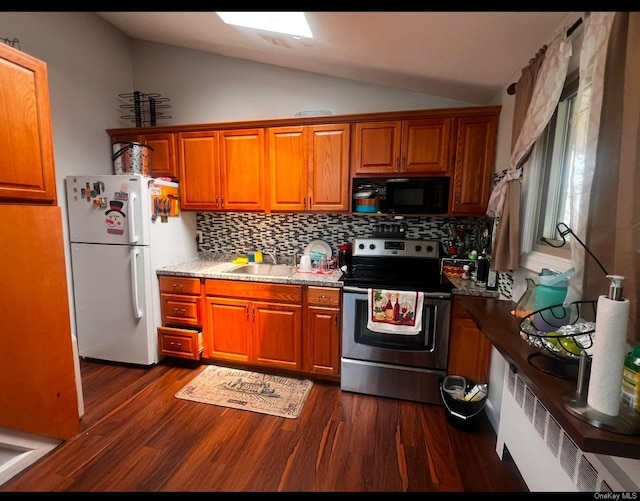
[517,300,597,379]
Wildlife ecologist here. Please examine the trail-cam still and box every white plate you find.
[304,239,332,259]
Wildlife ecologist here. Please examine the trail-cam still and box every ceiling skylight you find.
[216,12,313,39]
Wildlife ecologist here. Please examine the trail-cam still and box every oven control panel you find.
[352,238,439,259]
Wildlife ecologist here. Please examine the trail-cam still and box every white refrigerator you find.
[65,175,197,365]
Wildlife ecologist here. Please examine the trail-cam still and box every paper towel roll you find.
[586,295,630,416]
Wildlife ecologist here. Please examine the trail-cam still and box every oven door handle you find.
[343,285,451,299]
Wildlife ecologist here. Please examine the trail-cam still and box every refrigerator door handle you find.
[128,193,138,243]
[130,248,142,319]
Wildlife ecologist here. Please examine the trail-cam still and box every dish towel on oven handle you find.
[366,289,424,335]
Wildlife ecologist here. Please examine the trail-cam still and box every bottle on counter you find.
[621,344,640,412]
[476,254,490,287]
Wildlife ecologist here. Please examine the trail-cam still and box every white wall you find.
[128,39,474,127]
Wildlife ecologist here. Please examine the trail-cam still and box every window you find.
[520,71,580,271]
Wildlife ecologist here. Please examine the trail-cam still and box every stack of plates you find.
[304,239,332,259]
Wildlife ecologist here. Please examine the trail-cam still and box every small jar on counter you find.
[462,265,470,280]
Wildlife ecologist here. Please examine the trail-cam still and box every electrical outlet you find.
[196,231,203,244]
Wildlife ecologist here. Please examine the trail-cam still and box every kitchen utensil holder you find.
[119,91,172,127]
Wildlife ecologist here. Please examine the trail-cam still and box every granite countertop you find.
[157,256,344,288]
[157,255,498,297]
[446,276,500,298]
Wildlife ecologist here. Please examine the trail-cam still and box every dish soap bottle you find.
[621,344,640,412]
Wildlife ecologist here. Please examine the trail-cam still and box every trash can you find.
[440,375,487,431]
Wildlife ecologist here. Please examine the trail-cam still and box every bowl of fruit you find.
[517,300,597,360]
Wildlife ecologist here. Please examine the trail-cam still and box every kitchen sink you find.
[224,263,297,278]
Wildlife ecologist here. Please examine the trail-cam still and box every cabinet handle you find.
[335,314,338,326]
[303,197,306,209]
[172,283,184,290]
[395,157,400,171]
[309,196,312,208]
[221,196,224,208]
[215,196,219,208]
[252,305,255,321]
[246,305,249,320]
[402,156,407,171]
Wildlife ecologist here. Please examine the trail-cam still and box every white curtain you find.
[486,24,573,272]
[565,12,616,304]
[486,25,573,221]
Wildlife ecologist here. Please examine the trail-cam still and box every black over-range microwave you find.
[383,177,450,215]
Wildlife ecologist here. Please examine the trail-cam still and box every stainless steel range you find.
[340,237,452,405]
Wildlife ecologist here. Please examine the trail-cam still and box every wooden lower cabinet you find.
[204,280,303,371]
[158,276,204,361]
[304,287,341,377]
[448,295,492,383]
[158,277,342,378]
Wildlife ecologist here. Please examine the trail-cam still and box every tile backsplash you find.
[197,212,487,260]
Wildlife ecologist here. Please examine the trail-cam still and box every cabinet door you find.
[268,126,307,211]
[305,306,340,376]
[450,115,498,215]
[178,131,220,210]
[308,124,350,212]
[402,118,453,174]
[219,128,265,211]
[252,301,302,371]
[352,121,402,175]
[145,133,177,180]
[448,297,492,383]
[0,205,79,439]
[205,296,252,363]
[0,44,57,204]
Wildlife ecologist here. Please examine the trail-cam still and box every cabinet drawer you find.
[159,276,201,295]
[160,293,200,326]
[307,287,340,307]
[158,326,203,360]
[205,279,302,302]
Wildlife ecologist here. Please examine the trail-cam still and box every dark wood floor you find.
[1,358,527,492]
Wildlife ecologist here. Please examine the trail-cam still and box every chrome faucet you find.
[264,250,277,265]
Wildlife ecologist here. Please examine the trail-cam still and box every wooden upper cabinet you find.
[0,44,57,204]
[352,121,401,175]
[402,118,453,175]
[145,133,178,180]
[111,132,178,180]
[269,124,349,212]
[219,128,266,211]
[178,131,220,211]
[352,118,452,176]
[450,115,498,215]
[178,128,265,212]
[308,124,350,212]
[268,126,307,211]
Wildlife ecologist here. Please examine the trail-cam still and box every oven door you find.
[342,286,450,371]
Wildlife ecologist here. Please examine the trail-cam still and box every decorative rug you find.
[174,365,313,419]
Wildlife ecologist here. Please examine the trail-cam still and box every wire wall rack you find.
[119,91,172,127]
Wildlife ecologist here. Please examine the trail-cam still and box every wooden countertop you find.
[459,296,640,460]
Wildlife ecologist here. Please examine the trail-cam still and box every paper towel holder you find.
[563,357,640,434]
[562,275,640,435]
